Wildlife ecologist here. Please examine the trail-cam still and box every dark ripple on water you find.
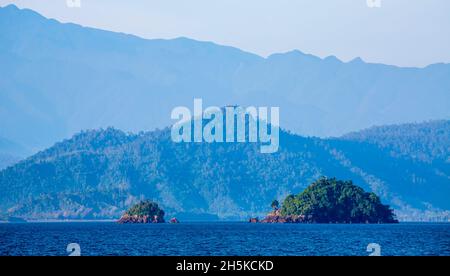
[0,222,449,256]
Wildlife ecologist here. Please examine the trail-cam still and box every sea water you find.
[0,222,449,256]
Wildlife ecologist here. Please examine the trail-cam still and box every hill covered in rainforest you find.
[0,120,448,222]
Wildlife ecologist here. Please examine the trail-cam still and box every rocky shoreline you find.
[257,215,307,223]
[117,213,164,224]
[249,210,308,224]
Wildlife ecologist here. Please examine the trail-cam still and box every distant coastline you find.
[0,219,117,223]
[1,219,450,224]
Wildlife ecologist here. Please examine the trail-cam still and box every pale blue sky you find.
[1,0,450,67]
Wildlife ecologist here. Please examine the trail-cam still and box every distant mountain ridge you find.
[1,4,449,157]
[341,120,450,164]
[0,120,448,222]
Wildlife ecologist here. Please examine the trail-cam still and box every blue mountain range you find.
[0,4,449,155]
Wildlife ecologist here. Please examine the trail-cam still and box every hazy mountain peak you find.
[0,4,42,19]
[267,49,321,62]
[349,56,364,64]
[0,3,19,11]
[324,55,342,63]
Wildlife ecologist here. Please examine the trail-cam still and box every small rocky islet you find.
[250,177,398,224]
[117,200,179,224]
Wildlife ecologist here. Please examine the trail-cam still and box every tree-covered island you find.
[255,177,398,223]
[118,200,165,223]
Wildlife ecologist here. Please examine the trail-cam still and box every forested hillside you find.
[1,122,448,221]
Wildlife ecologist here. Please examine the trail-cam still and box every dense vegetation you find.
[125,200,164,220]
[0,121,449,221]
[281,178,398,223]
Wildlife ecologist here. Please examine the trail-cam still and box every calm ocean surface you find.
[0,222,449,256]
